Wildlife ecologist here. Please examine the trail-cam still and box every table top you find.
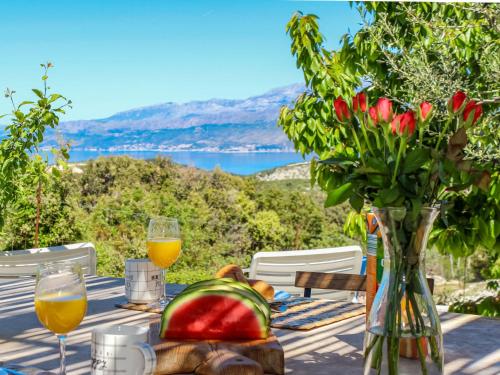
[1,276,499,375]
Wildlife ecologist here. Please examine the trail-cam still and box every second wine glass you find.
[35,262,87,375]
[146,217,181,308]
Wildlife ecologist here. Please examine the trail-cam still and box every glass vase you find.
[364,207,443,375]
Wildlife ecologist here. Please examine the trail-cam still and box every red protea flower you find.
[353,92,367,113]
[391,111,416,136]
[463,100,483,126]
[334,96,351,122]
[418,102,433,123]
[376,98,393,123]
[448,91,467,114]
[368,106,378,126]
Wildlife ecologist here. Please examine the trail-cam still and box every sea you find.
[65,150,311,175]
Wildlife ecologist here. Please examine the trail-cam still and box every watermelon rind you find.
[178,278,270,321]
[160,288,268,340]
[177,284,271,323]
[182,278,270,311]
[182,278,268,304]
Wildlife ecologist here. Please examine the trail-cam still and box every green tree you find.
[247,210,287,251]
[278,3,499,261]
[0,63,71,242]
[0,167,83,250]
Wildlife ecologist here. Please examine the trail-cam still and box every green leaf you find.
[378,187,401,205]
[366,174,385,188]
[14,111,24,121]
[399,174,418,195]
[402,148,430,174]
[61,148,69,160]
[349,193,364,212]
[48,93,63,103]
[478,217,496,249]
[18,101,34,107]
[32,89,44,99]
[319,157,357,167]
[355,166,386,175]
[365,157,389,174]
[325,182,353,207]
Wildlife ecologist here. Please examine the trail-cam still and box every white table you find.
[0,276,499,374]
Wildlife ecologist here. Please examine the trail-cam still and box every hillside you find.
[255,162,310,181]
[42,84,305,153]
[0,156,352,282]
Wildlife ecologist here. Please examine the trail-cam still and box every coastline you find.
[54,150,312,176]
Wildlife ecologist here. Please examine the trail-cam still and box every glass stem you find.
[160,268,167,306]
[57,334,67,375]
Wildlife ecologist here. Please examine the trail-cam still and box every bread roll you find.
[215,264,248,283]
[248,279,275,301]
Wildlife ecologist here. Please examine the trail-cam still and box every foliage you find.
[448,284,500,317]
[0,156,353,283]
[343,210,367,244]
[429,171,500,258]
[469,248,500,280]
[0,64,71,236]
[449,295,500,317]
[287,86,491,239]
[278,2,499,260]
[1,167,84,250]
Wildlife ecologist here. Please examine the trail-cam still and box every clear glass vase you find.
[364,207,444,375]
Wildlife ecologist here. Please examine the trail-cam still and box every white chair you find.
[0,242,97,278]
[246,246,363,300]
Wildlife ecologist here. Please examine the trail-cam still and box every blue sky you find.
[0,0,361,120]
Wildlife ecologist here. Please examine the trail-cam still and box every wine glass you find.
[147,217,181,308]
[34,262,87,375]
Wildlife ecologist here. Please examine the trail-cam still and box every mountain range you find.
[43,84,304,152]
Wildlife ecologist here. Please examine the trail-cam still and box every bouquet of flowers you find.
[309,90,492,374]
[313,91,487,213]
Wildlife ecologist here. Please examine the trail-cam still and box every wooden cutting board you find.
[149,320,284,375]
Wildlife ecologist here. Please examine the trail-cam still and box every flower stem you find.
[381,124,395,155]
[429,335,443,372]
[418,126,424,146]
[351,127,366,165]
[359,118,376,156]
[435,117,452,151]
[374,131,382,150]
[405,294,417,335]
[387,336,400,375]
[416,336,429,375]
[408,289,426,333]
[366,334,384,373]
[391,137,407,186]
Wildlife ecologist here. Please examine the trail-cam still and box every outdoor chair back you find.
[295,271,435,297]
[0,242,97,278]
[246,246,363,300]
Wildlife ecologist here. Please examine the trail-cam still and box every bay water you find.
[65,150,311,175]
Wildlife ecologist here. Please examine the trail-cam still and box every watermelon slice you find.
[160,289,269,340]
[180,278,271,321]
[178,285,271,325]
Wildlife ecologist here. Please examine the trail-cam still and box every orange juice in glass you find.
[35,262,87,375]
[35,293,87,334]
[147,217,181,307]
[147,238,181,268]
